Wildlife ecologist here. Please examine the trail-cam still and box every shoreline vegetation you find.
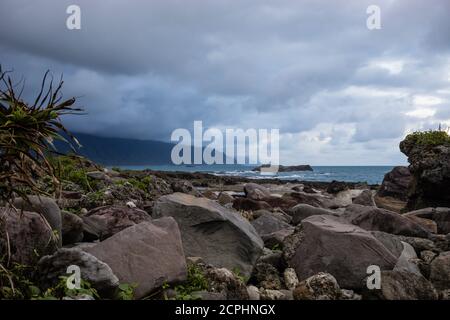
[1,68,450,301]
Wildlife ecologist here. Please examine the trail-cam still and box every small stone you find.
[250,263,282,290]
[430,251,450,290]
[293,272,341,300]
[340,289,362,300]
[420,250,437,264]
[126,201,137,208]
[62,294,95,300]
[260,289,288,300]
[247,285,260,300]
[283,268,299,290]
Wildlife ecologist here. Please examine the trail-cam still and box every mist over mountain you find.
[56,132,234,166]
[55,132,175,165]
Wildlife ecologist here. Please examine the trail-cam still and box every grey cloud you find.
[1,0,450,164]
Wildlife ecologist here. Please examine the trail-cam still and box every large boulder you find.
[352,190,376,206]
[342,204,430,238]
[400,136,450,210]
[287,204,336,225]
[377,166,412,201]
[244,183,271,201]
[326,181,349,194]
[288,215,397,289]
[429,251,450,291]
[370,231,422,275]
[153,193,264,278]
[81,205,151,241]
[13,196,62,246]
[171,180,201,197]
[0,208,59,265]
[251,213,293,238]
[86,218,187,299]
[251,213,294,248]
[404,207,450,234]
[363,270,438,300]
[36,248,119,298]
[432,208,450,234]
[232,198,271,211]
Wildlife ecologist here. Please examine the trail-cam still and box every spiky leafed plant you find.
[0,66,83,204]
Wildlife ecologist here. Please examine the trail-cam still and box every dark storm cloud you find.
[1,0,450,164]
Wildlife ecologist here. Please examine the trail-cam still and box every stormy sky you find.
[1,0,449,165]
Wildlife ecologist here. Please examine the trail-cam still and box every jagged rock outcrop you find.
[400,136,450,210]
[377,166,412,201]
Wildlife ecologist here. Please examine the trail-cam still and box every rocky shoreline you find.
[1,134,450,300]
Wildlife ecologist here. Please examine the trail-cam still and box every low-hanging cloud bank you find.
[1,0,450,165]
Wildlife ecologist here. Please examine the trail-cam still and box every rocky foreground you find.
[1,135,450,300]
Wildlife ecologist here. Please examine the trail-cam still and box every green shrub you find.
[173,264,209,300]
[0,66,82,203]
[404,130,450,147]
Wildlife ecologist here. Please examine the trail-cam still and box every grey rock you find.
[289,215,397,289]
[288,204,336,225]
[247,285,260,300]
[370,231,422,275]
[61,210,84,245]
[260,289,291,300]
[13,196,62,246]
[396,235,436,253]
[420,250,437,264]
[205,267,249,300]
[257,251,285,272]
[86,218,187,299]
[352,190,376,206]
[0,208,59,265]
[86,171,111,182]
[82,205,151,241]
[364,270,438,300]
[283,268,299,290]
[244,183,271,200]
[340,289,362,300]
[377,166,412,201]
[261,228,295,249]
[429,251,450,290]
[153,193,264,278]
[191,290,227,300]
[251,213,294,239]
[250,263,282,290]
[37,248,119,298]
[171,180,201,196]
[62,294,95,300]
[293,272,341,300]
[432,207,450,234]
[218,192,234,206]
[342,204,430,238]
[253,209,291,224]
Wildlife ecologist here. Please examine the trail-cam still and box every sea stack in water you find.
[252,164,313,172]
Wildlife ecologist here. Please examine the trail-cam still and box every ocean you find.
[117,164,395,185]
